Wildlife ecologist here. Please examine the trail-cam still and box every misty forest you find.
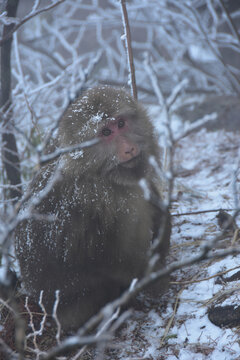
[0,0,240,359]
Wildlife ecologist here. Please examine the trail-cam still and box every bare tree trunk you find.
[0,0,22,202]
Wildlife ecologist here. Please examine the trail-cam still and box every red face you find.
[99,117,140,164]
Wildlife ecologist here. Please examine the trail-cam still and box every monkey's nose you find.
[117,136,140,163]
[126,147,137,156]
[120,144,140,163]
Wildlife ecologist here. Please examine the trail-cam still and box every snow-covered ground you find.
[107,125,240,360]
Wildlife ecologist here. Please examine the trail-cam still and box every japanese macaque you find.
[15,86,171,330]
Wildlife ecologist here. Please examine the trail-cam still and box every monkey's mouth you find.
[120,155,141,168]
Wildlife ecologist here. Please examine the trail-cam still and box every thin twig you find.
[26,291,47,342]
[13,32,40,131]
[144,57,175,206]
[231,229,240,246]
[218,0,240,44]
[120,0,137,100]
[39,138,99,166]
[0,339,19,360]
[52,290,61,345]
[159,288,183,347]
[0,0,66,46]
[172,208,236,217]
[25,297,39,350]
[184,3,240,94]
[39,334,111,360]
[170,265,240,285]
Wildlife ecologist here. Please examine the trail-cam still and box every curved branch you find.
[0,0,65,46]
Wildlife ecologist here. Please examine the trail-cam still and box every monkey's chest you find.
[91,193,152,250]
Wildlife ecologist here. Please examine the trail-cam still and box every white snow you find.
[106,108,240,360]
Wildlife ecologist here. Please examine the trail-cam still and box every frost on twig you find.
[0,0,66,46]
[0,0,240,358]
[120,0,137,100]
[52,290,61,345]
[25,291,47,352]
[174,112,217,142]
[39,138,99,166]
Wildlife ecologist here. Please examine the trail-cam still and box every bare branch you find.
[120,0,137,100]
[0,339,19,360]
[39,138,99,166]
[174,112,217,142]
[52,290,61,345]
[184,3,240,94]
[25,291,47,348]
[172,207,236,217]
[0,0,66,46]
[39,334,112,360]
[218,0,240,44]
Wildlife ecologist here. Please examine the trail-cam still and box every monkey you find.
[15,86,171,330]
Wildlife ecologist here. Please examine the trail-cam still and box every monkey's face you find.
[96,114,149,184]
[59,87,158,185]
[99,117,140,164]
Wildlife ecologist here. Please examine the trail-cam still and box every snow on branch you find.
[120,0,137,100]
[39,138,99,166]
[0,0,66,46]
[0,1,240,358]
[183,3,240,94]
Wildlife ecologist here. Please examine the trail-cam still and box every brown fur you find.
[15,87,171,330]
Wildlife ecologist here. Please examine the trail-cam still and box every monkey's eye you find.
[102,128,112,136]
[118,119,125,128]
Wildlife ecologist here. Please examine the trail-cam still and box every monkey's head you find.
[59,86,160,185]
